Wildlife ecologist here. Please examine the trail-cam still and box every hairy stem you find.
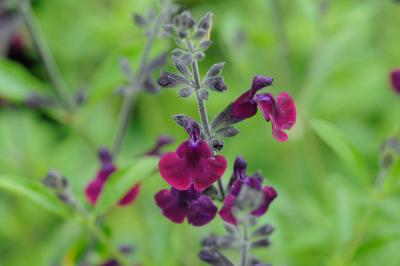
[240,222,250,266]
[269,0,292,87]
[186,39,225,200]
[112,5,168,156]
[18,0,74,111]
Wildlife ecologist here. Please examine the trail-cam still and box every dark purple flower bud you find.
[252,224,275,237]
[100,259,119,266]
[180,11,195,29]
[146,135,174,156]
[143,78,158,94]
[198,248,234,266]
[251,239,270,248]
[75,90,87,105]
[43,170,68,190]
[173,114,198,135]
[157,71,189,88]
[211,138,224,152]
[99,147,113,165]
[43,170,60,189]
[26,93,54,108]
[133,13,147,27]
[197,12,213,32]
[118,244,134,254]
[205,77,227,92]
[57,192,72,205]
[390,68,400,94]
[155,186,217,226]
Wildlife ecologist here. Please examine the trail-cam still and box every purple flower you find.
[85,148,117,204]
[85,148,141,207]
[118,183,141,206]
[229,75,296,142]
[390,68,400,94]
[158,123,227,191]
[155,186,217,226]
[219,157,277,225]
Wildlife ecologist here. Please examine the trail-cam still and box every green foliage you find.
[1,0,400,265]
[311,119,370,186]
[0,59,48,101]
[0,175,70,217]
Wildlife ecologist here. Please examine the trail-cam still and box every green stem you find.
[240,222,250,266]
[340,202,377,265]
[186,39,225,200]
[112,4,167,156]
[83,217,131,266]
[18,0,74,111]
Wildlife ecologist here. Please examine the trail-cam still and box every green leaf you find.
[0,175,70,217]
[95,156,159,214]
[383,158,400,195]
[310,119,369,186]
[0,59,49,101]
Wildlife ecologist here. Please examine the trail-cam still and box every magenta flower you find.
[391,68,400,94]
[85,148,141,207]
[219,157,278,225]
[85,149,117,204]
[158,123,227,191]
[118,183,141,206]
[229,75,296,142]
[155,186,217,226]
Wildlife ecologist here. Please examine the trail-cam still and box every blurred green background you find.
[1,0,400,265]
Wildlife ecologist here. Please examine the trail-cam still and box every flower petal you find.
[231,90,258,121]
[118,183,141,206]
[193,155,227,191]
[85,179,105,205]
[251,186,277,217]
[187,195,217,226]
[154,189,187,223]
[391,68,400,93]
[219,194,237,225]
[176,140,212,160]
[275,92,296,130]
[158,151,192,190]
[256,92,296,142]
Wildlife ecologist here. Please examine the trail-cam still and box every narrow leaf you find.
[0,175,70,217]
[311,119,369,185]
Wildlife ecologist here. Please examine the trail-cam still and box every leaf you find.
[310,119,369,186]
[215,126,239,138]
[0,59,48,101]
[0,175,70,217]
[383,158,400,195]
[95,156,159,214]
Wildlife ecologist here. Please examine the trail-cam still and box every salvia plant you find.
[154,10,296,266]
